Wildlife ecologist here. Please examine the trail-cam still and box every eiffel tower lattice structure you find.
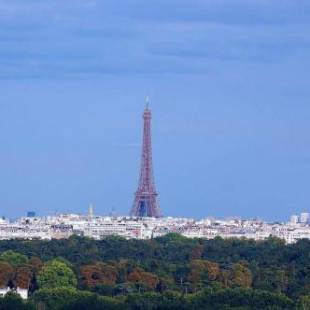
[130,102,161,217]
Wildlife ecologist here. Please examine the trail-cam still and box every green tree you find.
[254,267,289,294]
[32,287,122,310]
[0,250,28,267]
[126,291,186,310]
[0,292,34,310]
[64,294,122,310]
[37,259,77,289]
[189,288,294,310]
[31,287,79,310]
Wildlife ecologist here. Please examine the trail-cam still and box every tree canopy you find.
[0,235,309,309]
[37,259,77,289]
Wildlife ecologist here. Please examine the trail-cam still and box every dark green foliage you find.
[0,235,309,309]
[31,287,121,310]
[0,292,34,310]
[62,294,123,310]
[0,250,28,266]
[31,287,79,310]
[126,291,187,310]
[188,288,294,310]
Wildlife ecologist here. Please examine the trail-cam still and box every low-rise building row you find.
[0,213,309,244]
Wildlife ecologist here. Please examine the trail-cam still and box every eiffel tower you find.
[130,99,161,217]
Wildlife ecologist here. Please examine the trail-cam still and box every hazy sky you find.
[1,0,310,220]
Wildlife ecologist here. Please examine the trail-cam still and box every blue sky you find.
[0,0,310,220]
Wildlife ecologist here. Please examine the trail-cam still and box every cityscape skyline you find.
[1,3,310,308]
[1,1,310,221]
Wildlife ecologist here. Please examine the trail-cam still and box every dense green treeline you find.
[0,234,309,309]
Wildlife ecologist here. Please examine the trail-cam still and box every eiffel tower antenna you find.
[145,96,150,109]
